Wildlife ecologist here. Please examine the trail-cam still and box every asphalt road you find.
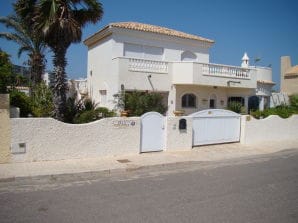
[0,149,298,223]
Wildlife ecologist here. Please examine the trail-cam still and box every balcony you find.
[172,62,256,88]
[201,63,250,79]
[115,57,257,89]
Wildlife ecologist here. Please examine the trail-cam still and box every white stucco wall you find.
[254,67,272,82]
[87,37,118,109]
[241,115,298,145]
[166,117,193,151]
[112,29,211,63]
[116,57,171,92]
[11,117,140,162]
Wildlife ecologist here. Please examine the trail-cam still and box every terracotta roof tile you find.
[110,22,214,43]
[84,22,214,45]
[285,65,298,75]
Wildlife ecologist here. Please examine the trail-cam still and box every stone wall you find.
[0,94,11,163]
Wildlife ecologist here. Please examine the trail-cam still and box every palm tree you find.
[15,0,103,121]
[0,15,47,85]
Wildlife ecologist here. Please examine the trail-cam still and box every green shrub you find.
[227,101,242,114]
[31,83,54,117]
[95,107,116,118]
[9,90,32,117]
[250,105,296,119]
[73,107,115,124]
[289,94,298,110]
[73,110,99,124]
[115,91,167,116]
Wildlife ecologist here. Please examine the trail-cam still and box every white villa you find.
[84,22,274,115]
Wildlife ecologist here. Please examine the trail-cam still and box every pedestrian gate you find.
[190,109,241,146]
[140,112,165,153]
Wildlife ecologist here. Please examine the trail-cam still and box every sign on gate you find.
[190,109,241,146]
[140,112,165,153]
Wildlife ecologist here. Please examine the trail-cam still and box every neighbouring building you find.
[84,22,274,115]
[280,56,298,95]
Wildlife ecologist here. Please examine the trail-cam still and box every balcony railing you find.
[128,58,168,74]
[202,63,250,79]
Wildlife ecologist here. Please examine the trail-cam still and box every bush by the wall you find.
[289,94,298,110]
[115,91,167,116]
[73,107,116,124]
[9,90,32,117]
[227,101,243,114]
[250,105,298,119]
[31,83,54,117]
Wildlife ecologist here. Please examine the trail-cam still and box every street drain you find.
[117,159,131,163]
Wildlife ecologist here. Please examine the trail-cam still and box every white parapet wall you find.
[11,117,140,162]
[241,115,298,145]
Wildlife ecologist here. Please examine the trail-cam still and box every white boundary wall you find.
[241,115,298,145]
[9,113,298,163]
[11,118,140,162]
[11,116,193,163]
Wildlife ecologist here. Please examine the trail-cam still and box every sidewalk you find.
[1,141,298,181]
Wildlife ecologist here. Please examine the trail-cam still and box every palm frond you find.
[72,0,103,25]
[17,46,32,58]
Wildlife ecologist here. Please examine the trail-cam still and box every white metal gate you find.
[190,109,241,146]
[140,112,165,153]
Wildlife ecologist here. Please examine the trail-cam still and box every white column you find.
[167,85,176,116]
[259,96,264,111]
[244,96,249,114]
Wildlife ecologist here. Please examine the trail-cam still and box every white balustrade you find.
[202,63,250,79]
[128,58,168,73]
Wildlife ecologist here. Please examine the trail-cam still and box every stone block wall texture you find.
[11,117,140,162]
[0,94,11,163]
[242,115,298,144]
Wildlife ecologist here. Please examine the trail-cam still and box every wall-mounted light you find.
[227,80,241,86]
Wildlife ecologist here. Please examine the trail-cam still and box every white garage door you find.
[190,109,241,146]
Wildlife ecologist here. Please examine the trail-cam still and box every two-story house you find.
[84,22,274,115]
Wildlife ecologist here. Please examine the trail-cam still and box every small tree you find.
[0,50,13,93]
[31,82,54,117]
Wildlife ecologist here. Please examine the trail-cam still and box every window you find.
[124,43,163,60]
[99,90,107,104]
[228,97,244,106]
[182,94,196,108]
[181,51,197,61]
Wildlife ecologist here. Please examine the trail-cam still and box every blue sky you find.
[1,0,298,90]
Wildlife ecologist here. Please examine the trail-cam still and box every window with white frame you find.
[182,93,197,108]
[99,90,107,104]
[124,43,163,60]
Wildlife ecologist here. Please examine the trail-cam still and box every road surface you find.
[0,149,297,223]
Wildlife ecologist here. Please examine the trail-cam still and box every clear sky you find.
[1,0,298,90]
